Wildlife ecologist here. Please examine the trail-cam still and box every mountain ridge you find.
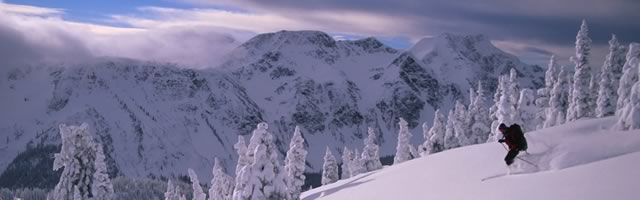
[0,30,543,187]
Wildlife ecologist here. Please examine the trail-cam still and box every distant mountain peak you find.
[347,37,398,54]
[239,30,337,51]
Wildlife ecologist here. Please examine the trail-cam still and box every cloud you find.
[85,26,242,68]
[0,8,93,68]
[177,0,640,66]
[0,3,244,69]
[2,1,637,69]
[109,6,412,38]
[0,2,64,16]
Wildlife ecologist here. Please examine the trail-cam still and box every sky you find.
[1,0,639,69]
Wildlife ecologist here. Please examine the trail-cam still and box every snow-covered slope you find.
[0,30,544,185]
[301,117,640,200]
[0,59,265,181]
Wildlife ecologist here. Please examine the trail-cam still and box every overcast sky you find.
[1,0,639,69]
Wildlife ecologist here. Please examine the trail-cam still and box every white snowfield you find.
[302,117,640,200]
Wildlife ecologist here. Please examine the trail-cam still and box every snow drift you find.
[302,117,640,200]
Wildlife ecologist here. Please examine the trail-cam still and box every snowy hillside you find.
[0,59,264,182]
[0,30,544,186]
[302,117,640,200]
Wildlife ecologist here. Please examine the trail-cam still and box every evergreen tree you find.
[426,110,446,154]
[361,127,382,172]
[417,122,430,156]
[210,158,234,200]
[466,87,478,144]
[321,147,339,185]
[188,169,206,200]
[394,118,413,164]
[567,20,594,121]
[340,147,353,179]
[597,35,627,117]
[545,66,572,128]
[164,180,179,200]
[616,43,640,116]
[535,55,559,129]
[234,136,250,176]
[444,110,457,150]
[489,75,516,141]
[589,72,601,117]
[350,149,363,177]
[508,68,521,112]
[616,62,640,130]
[489,76,504,129]
[470,82,491,144]
[283,126,307,200]
[52,123,98,200]
[545,55,560,92]
[91,144,113,200]
[489,76,506,141]
[232,123,287,200]
[491,75,517,141]
[517,89,537,131]
[452,100,467,147]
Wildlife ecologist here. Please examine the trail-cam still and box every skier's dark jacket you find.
[502,124,528,151]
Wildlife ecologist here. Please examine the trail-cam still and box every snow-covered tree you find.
[361,127,382,172]
[545,66,572,128]
[283,126,307,200]
[425,110,446,154]
[534,88,548,130]
[467,87,478,135]
[394,118,413,164]
[535,55,560,129]
[508,68,521,112]
[489,76,504,128]
[489,76,506,141]
[51,123,98,200]
[188,169,206,200]
[417,122,430,156]
[91,144,113,200]
[452,100,467,148]
[545,55,560,92]
[350,149,364,177]
[232,123,287,200]
[616,62,640,130]
[490,75,517,141]
[210,158,234,200]
[321,147,339,185]
[470,82,491,144]
[616,43,640,115]
[597,35,627,117]
[567,20,594,121]
[444,110,457,150]
[164,180,179,200]
[590,72,601,116]
[341,147,353,179]
[234,136,250,176]
[517,89,537,132]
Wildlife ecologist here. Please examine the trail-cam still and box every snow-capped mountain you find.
[0,31,543,186]
[0,59,265,183]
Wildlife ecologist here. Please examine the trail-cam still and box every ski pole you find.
[500,143,539,168]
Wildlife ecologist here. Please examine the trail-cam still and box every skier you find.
[497,123,528,166]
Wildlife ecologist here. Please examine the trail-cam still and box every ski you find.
[481,173,509,181]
